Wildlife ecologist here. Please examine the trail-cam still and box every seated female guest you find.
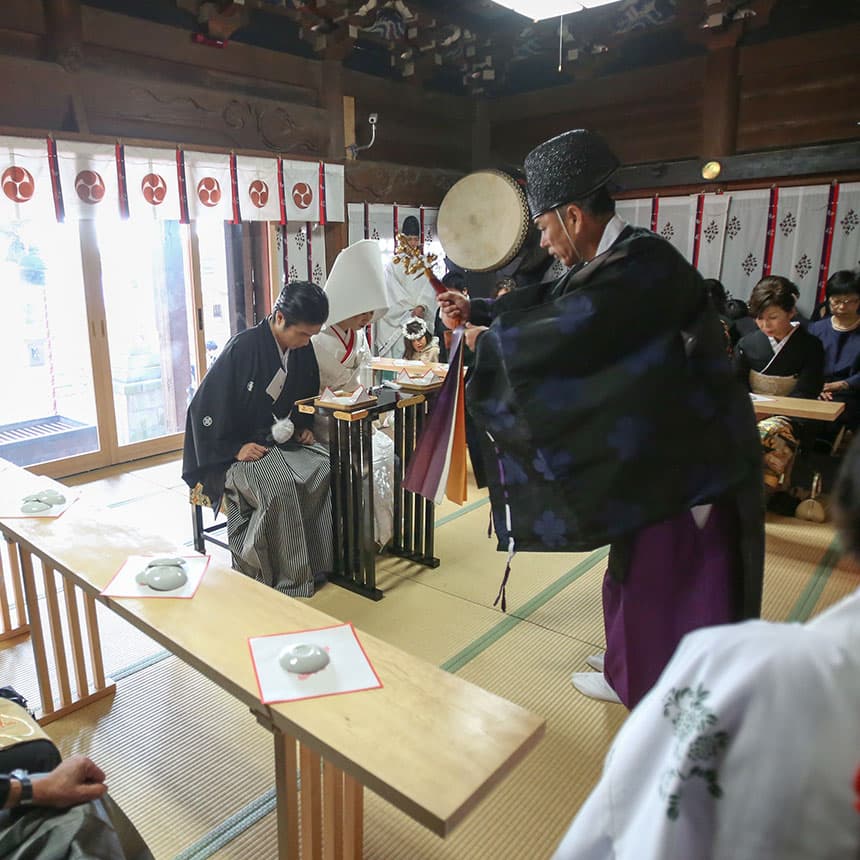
[183,281,333,598]
[808,270,860,431]
[734,276,824,490]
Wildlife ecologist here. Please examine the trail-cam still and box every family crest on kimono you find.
[809,269,860,434]
[375,215,438,359]
[182,281,333,598]
[312,240,396,547]
[734,276,824,491]
[438,128,764,709]
[553,434,860,860]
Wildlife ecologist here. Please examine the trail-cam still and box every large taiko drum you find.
[438,169,546,274]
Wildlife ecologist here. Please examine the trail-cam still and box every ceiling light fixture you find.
[490,1,618,22]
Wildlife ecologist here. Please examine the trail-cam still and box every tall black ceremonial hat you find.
[524,129,619,218]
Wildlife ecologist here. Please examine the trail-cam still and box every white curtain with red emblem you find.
[309,224,327,287]
[697,194,730,280]
[284,223,310,282]
[235,154,280,223]
[347,203,365,246]
[615,198,652,230]
[281,159,320,223]
[0,136,54,221]
[770,185,830,317]
[324,163,345,222]
[55,140,120,220]
[183,151,233,222]
[655,195,696,263]
[123,145,181,221]
[719,189,771,303]
[830,182,860,276]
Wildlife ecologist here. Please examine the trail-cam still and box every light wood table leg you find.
[18,547,54,717]
[300,743,323,860]
[342,773,363,860]
[275,731,299,860]
[323,760,344,860]
[4,537,29,633]
[42,564,72,708]
[63,585,89,699]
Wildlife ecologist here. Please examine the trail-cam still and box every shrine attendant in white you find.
[312,240,395,546]
[375,216,438,359]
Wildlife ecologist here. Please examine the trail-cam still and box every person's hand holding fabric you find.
[437,290,470,330]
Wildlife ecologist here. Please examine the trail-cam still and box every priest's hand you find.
[295,428,316,445]
[464,323,488,351]
[237,443,269,461]
[437,291,470,329]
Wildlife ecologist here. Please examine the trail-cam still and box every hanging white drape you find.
[615,198,653,230]
[347,202,365,246]
[285,222,310,281]
[421,206,446,278]
[123,145,182,221]
[770,185,831,317]
[830,182,860,276]
[655,195,696,263]
[55,141,120,220]
[0,136,55,221]
[697,194,730,280]
[366,203,395,265]
[324,164,345,223]
[720,189,771,302]
[309,224,327,287]
[183,151,233,222]
[235,155,281,223]
[282,160,320,223]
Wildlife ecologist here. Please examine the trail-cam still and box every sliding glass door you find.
[0,220,101,470]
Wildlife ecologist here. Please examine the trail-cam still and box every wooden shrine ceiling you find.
[82,0,860,96]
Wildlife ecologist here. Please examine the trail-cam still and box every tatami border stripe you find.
[110,649,173,681]
[787,534,843,623]
[440,546,609,674]
[172,788,276,860]
[435,495,490,528]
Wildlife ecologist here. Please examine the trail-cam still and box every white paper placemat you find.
[101,554,210,599]
[249,622,382,704]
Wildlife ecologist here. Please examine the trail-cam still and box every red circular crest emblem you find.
[75,170,106,204]
[2,166,35,203]
[141,173,167,205]
[292,182,313,210]
[197,176,221,207]
[248,179,269,208]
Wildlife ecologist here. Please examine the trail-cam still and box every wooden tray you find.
[396,379,444,393]
[314,393,378,411]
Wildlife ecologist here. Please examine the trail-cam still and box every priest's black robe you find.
[467,226,764,620]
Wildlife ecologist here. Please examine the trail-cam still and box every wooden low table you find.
[752,395,845,421]
[0,459,545,859]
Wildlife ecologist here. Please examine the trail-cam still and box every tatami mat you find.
[47,655,277,860]
[3,451,858,860]
[363,624,626,860]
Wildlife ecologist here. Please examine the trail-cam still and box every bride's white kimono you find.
[312,241,395,546]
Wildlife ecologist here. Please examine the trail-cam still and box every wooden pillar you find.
[322,61,347,162]
[471,98,491,170]
[42,0,83,71]
[701,45,740,158]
